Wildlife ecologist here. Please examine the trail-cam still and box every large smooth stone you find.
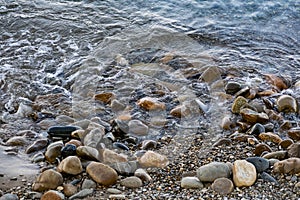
[138,151,169,168]
[120,176,143,188]
[45,141,64,163]
[246,157,269,173]
[101,148,128,165]
[86,162,118,186]
[273,158,300,174]
[211,178,234,195]
[0,193,19,200]
[32,169,63,192]
[128,120,149,136]
[57,156,83,175]
[180,177,204,189]
[233,160,257,187]
[276,95,298,113]
[41,190,64,200]
[259,132,282,144]
[26,139,49,154]
[240,108,269,124]
[196,162,231,182]
[76,146,100,161]
[260,172,278,185]
[232,96,248,114]
[47,126,80,138]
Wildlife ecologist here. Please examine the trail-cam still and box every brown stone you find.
[57,156,83,175]
[279,139,294,149]
[63,184,78,197]
[32,169,63,192]
[259,132,282,144]
[262,151,287,160]
[41,190,64,200]
[137,97,165,111]
[287,142,300,158]
[94,92,115,104]
[264,74,288,90]
[253,143,272,156]
[101,148,128,165]
[288,128,300,141]
[231,96,248,114]
[211,178,234,195]
[86,162,118,186]
[138,151,169,168]
[276,95,298,113]
[273,158,300,174]
[199,66,221,83]
[240,108,269,124]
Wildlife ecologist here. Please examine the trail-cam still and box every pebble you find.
[231,96,248,114]
[108,194,126,199]
[120,176,143,188]
[61,144,77,158]
[287,142,300,158]
[45,141,64,163]
[86,162,118,186]
[240,108,269,124]
[32,169,63,192]
[68,189,93,200]
[137,97,166,111]
[180,177,204,189]
[276,95,298,113]
[225,81,242,95]
[128,119,149,136]
[0,193,19,200]
[111,99,126,113]
[253,143,272,156]
[47,126,80,138]
[31,152,45,163]
[107,188,122,194]
[260,172,278,185]
[26,139,48,154]
[199,66,221,83]
[197,162,231,182]
[233,160,257,187]
[66,139,82,147]
[273,158,300,174]
[212,138,232,147]
[141,140,157,150]
[5,136,28,146]
[57,156,83,175]
[138,150,169,168]
[220,115,233,130]
[279,139,294,149]
[110,161,139,176]
[101,148,128,164]
[287,127,300,141]
[81,179,96,189]
[247,123,265,136]
[94,92,115,104]
[41,190,64,200]
[262,151,287,160]
[83,127,105,148]
[211,177,234,195]
[76,146,100,161]
[246,157,269,173]
[63,184,77,197]
[134,168,152,183]
[259,132,282,144]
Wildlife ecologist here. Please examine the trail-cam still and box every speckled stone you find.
[211,178,234,195]
[180,177,204,189]
[197,162,231,182]
[120,176,143,188]
[233,160,257,187]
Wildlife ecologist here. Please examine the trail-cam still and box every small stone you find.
[262,151,287,160]
[225,81,242,95]
[32,169,63,192]
[276,95,298,113]
[41,190,64,200]
[264,74,288,90]
[61,144,77,158]
[0,193,19,200]
[112,142,129,151]
[197,162,231,182]
[101,148,128,165]
[63,184,77,197]
[246,157,269,173]
[134,168,152,183]
[76,146,100,161]
[273,158,300,174]
[86,162,118,186]
[211,178,234,195]
[81,179,96,189]
[260,172,278,185]
[83,127,105,148]
[120,176,143,188]
[259,132,282,144]
[66,139,82,147]
[287,142,300,158]
[220,115,233,130]
[170,105,184,118]
[199,66,221,83]
[232,96,248,114]
[57,156,82,175]
[233,160,257,187]
[108,194,126,199]
[107,188,122,194]
[45,141,64,163]
[128,120,149,136]
[111,99,126,113]
[5,136,28,146]
[240,108,269,124]
[69,189,93,200]
[279,139,294,149]
[138,151,169,168]
[288,128,300,141]
[247,123,265,136]
[212,138,232,147]
[180,177,204,189]
[141,140,157,150]
[248,137,259,146]
[94,92,115,104]
[253,143,272,156]
[110,161,139,176]
[137,97,166,111]
[26,139,48,154]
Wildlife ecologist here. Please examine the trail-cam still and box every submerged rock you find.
[26,139,48,154]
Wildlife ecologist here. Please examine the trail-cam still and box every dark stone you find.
[25,139,49,154]
[225,81,242,95]
[288,128,300,141]
[247,123,265,136]
[253,143,272,156]
[61,144,77,158]
[246,157,269,173]
[113,142,129,151]
[260,172,278,185]
[48,126,80,138]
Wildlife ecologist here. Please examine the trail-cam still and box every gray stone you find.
[246,157,269,173]
[81,179,96,189]
[128,120,149,136]
[31,152,45,163]
[0,193,19,200]
[268,158,280,166]
[134,168,152,183]
[26,139,48,154]
[260,172,278,185]
[180,177,203,189]
[197,162,231,182]
[120,176,143,188]
[83,127,105,148]
[110,161,139,176]
[5,136,28,146]
[76,146,100,161]
[107,188,122,194]
[262,151,287,160]
[199,66,221,83]
[108,194,126,199]
[69,189,93,200]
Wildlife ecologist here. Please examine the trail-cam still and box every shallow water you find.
[0,0,299,178]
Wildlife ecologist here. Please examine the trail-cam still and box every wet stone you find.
[247,123,265,136]
[199,66,221,83]
[180,177,204,189]
[225,81,242,95]
[220,115,233,130]
[26,139,48,154]
[279,139,294,149]
[197,162,231,182]
[276,95,298,113]
[5,136,28,146]
[120,176,143,188]
[112,142,129,151]
[260,172,278,185]
[83,127,105,148]
[287,142,300,158]
[137,97,166,111]
[265,74,288,90]
[233,160,257,187]
[94,92,115,104]
[254,143,272,156]
[246,157,269,173]
[231,96,248,114]
[259,132,282,144]
[111,99,126,113]
[211,177,234,195]
[57,156,83,175]
[273,158,300,174]
[31,152,45,163]
[288,127,300,141]
[61,144,77,158]
[128,119,149,136]
[240,108,269,124]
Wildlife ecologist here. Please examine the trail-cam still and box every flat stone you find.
[240,108,269,124]
[110,161,139,176]
[137,97,166,111]
[262,151,287,160]
[134,168,152,183]
[107,188,122,194]
[26,139,49,154]
[120,176,143,188]
[273,158,300,174]
[63,184,77,197]
[233,160,257,187]
[108,194,126,199]
[101,148,128,165]
[47,126,80,138]
[197,162,231,182]
[211,177,234,195]
[246,157,269,173]
[5,136,28,146]
[287,142,300,158]
[31,152,45,163]
[259,132,282,144]
[279,139,294,149]
[138,151,169,168]
[260,172,278,185]
[32,169,63,192]
[128,120,149,136]
[276,95,298,113]
[81,179,96,189]
[69,189,93,200]
[41,190,64,200]
[253,143,272,156]
[232,96,248,114]
[199,66,221,83]
[180,177,204,189]
[86,162,118,186]
[57,156,83,175]
[0,193,19,200]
